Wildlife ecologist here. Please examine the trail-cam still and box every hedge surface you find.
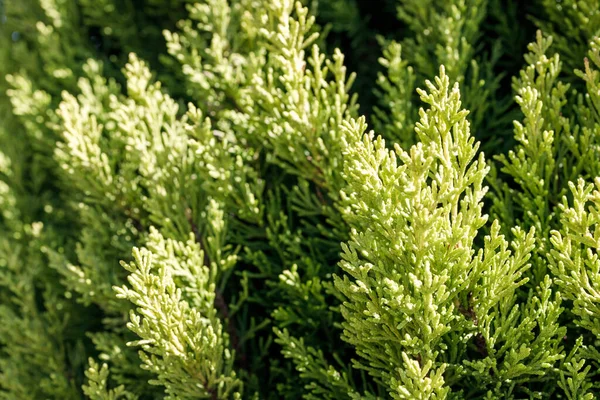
[1,0,600,398]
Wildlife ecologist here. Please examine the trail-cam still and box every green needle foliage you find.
[336,68,563,398]
[2,0,600,399]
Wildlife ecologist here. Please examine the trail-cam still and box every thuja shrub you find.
[2,0,600,398]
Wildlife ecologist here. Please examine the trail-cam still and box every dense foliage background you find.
[2,0,600,398]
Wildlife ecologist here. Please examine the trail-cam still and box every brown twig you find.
[456,292,488,357]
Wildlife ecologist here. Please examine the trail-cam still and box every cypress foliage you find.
[2,0,600,398]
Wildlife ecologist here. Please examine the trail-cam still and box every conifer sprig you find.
[336,66,565,398]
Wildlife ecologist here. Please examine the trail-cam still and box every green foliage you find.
[489,32,573,283]
[489,31,600,280]
[115,224,242,399]
[531,0,600,82]
[487,25,600,400]
[82,359,138,400]
[336,67,565,398]
[373,0,516,152]
[2,0,600,399]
